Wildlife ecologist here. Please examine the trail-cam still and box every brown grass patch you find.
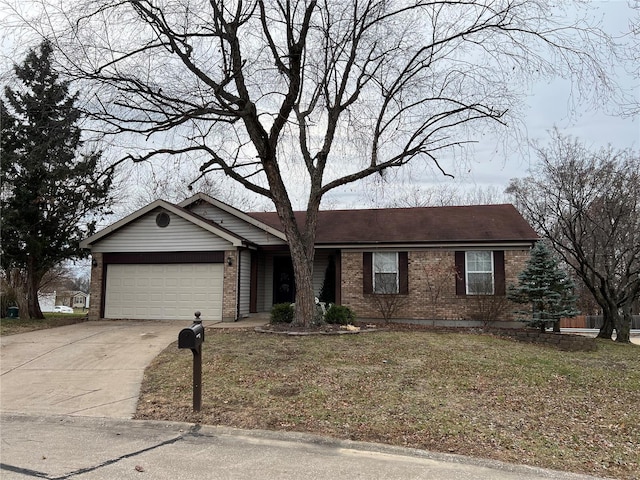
[0,314,88,335]
[136,329,640,479]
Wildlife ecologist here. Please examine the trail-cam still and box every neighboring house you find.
[56,291,89,310]
[80,193,538,326]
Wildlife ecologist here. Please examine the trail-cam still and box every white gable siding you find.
[189,203,286,246]
[92,211,233,253]
[238,250,251,317]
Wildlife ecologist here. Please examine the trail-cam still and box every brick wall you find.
[222,250,237,322]
[494,330,598,351]
[341,249,530,324]
[88,252,103,320]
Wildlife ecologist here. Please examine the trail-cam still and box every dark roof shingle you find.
[248,204,538,245]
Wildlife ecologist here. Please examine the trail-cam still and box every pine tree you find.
[508,242,579,332]
[1,41,114,319]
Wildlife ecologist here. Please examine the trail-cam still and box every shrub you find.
[324,304,355,325]
[270,303,294,324]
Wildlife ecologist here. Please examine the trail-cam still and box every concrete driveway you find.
[0,320,199,418]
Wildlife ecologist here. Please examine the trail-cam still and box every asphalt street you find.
[0,414,604,480]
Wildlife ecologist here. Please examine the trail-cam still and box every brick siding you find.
[222,250,237,322]
[87,252,103,320]
[341,249,530,324]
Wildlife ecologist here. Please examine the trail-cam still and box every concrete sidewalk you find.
[0,413,604,480]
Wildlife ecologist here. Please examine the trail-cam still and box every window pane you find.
[374,252,397,273]
[467,251,492,272]
[468,273,494,295]
[466,251,494,295]
[373,252,398,293]
[374,273,398,294]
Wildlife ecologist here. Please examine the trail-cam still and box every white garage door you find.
[104,264,223,321]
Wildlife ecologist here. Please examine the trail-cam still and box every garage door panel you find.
[105,263,223,321]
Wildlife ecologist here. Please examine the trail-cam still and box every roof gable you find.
[80,199,249,248]
[179,193,287,241]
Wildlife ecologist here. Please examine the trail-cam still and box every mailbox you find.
[178,321,204,349]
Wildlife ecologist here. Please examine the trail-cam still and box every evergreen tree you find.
[508,242,579,332]
[1,41,114,319]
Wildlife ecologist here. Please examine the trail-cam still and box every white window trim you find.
[373,252,399,294]
[465,251,494,295]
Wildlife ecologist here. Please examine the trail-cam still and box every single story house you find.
[80,193,538,326]
[56,291,90,309]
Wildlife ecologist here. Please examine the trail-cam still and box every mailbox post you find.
[178,311,205,412]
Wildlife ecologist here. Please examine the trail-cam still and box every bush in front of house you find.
[270,303,294,324]
[324,304,355,325]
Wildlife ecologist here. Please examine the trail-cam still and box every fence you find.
[560,315,640,329]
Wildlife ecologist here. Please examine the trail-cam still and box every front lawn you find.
[136,329,640,479]
[0,313,88,336]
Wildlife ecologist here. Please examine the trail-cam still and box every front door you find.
[273,256,295,304]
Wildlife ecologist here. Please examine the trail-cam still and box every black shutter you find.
[363,252,373,294]
[493,251,505,295]
[399,252,409,294]
[455,251,465,295]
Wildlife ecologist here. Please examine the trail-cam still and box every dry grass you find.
[136,329,640,479]
[0,314,88,336]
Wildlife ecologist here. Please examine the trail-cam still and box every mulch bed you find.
[255,322,386,336]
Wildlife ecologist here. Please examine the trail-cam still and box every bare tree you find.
[368,285,408,325]
[7,0,621,325]
[507,130,640,343]
[621,1,639,117]
[470,276,511,330]
[382,184,507,208]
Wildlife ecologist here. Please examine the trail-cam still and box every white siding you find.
[258,255,274,312]
[238,250,251,317]
[104,263,223,321]
[256,255,268,312]
[189,203,286,246]
[92,211,233,253]
[313,251,331,297]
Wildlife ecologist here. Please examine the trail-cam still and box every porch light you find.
[227,256,233,266]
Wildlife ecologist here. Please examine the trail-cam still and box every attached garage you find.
[81,197,285,323]
[104,263,223,321]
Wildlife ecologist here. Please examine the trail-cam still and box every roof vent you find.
[156,212,171,228]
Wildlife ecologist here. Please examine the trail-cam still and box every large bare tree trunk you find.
[7,270,29,320]
[596,295,616,340]
[26,268,45,319]
[290,252,316,326]
[615,303,632,344]
[9,265,45,320]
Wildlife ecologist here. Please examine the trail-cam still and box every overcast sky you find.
[334,0,639,208]
[1,0,637,212]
